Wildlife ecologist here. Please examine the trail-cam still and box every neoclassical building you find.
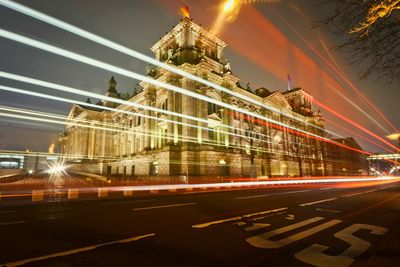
[59,17,327,178]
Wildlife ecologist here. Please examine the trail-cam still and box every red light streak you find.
[324,117,394,153]
[234,110,400,166]
[313,98,400,152]
[274,10,399,134]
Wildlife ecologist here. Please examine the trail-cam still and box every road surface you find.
[1,181,400,266]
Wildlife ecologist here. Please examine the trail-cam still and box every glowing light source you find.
[223,0,236,12]
[47,162,67,176]
[180,5,190,18]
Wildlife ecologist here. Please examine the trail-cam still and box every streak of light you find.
[327,84,391,135]
[0,0,333,136]
[0,84,289,150]
[275,11,399,133]
[324,117,394,153]
[0,83,320,161]
[313,98,400,152]
[0,107,326,163]
[0,29,350,150]
[1,2,394,155]
[234,110,384,163]
[61,176,400,193]
[0,149,118,161]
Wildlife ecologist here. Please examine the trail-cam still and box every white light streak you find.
[0,84,283,148]
[0,29,337,147]
[0,0,331,135]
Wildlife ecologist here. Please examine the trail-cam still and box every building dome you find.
[255,87,271,98]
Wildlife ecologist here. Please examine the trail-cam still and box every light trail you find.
[1,1,395,158]
[0,149,118,162]
[0,0,333,136]
[0,29,346,149]
[275,10,399,133]
[0,106,326,163]
[0,84,288,149]
[66,176,400,193]
[2,85,385,166]
[313,98,400,152]
[0,85,346,164]
[324,117,394,153]
[327,84,391,135]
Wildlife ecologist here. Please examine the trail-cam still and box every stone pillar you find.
[143,88,155,150]
[167,90,175,144]
[181,78,196,141]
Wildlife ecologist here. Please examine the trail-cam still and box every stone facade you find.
[59,18,326,178]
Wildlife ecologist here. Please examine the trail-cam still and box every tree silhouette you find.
[318,0,400,82]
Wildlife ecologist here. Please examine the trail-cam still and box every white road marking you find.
[340,189,378,198]
[232,221,247,226]
[193,216,243,228]
[237,190,310,200]
[242,207,288,218]
[133,202,196,211]
[250,216,266,221]
[0,220,26,226]
[295,224,388,267]
[299,198,338,207]
[315,208,342,213]
[245,223,270,231]
[285,214,295,220]
[319,187,334,191]
[192,207,287,228]
[247,217,342,249]
[1,233,155,267]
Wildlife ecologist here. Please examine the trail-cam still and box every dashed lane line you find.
[192,207,288,229]
[242,207,288,218]
[236,190,310,200]
[132,202,197,211]
[340,189,378,198]
[299,198,338,207]
[193,216,243,228]
[302,185,398,207]
[315,208,342,213]
[0,233,155,267]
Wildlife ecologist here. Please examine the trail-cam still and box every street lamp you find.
[387,133,400,149]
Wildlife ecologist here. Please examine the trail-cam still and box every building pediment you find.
[208,113,223,128]
[265,92,292,110]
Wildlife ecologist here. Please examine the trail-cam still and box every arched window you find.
[161,99,168,111]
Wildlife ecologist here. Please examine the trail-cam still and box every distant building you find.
[325,137,368,176]
[368,153,400,175]
[0,151,57,172]
[59,18,326,178]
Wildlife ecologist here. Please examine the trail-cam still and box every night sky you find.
[0,0,398,153]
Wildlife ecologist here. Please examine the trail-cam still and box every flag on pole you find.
[287,73,293,91]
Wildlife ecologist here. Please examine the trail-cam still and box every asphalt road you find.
[1,180,400,267]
